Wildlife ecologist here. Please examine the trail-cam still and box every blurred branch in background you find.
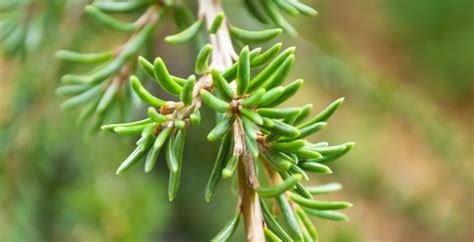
[0,0,65,58]
[1,1,172,241]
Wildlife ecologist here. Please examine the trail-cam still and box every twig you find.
[235,117,265,241]
[197,0,265,240]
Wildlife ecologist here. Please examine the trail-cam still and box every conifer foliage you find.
[53,0,354,241]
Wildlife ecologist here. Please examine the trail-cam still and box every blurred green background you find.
[0,0,472,241]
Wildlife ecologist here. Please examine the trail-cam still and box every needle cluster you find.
[53,1,354,241]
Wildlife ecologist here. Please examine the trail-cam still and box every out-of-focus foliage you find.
[0,0,65,57]
[1,0,472,241]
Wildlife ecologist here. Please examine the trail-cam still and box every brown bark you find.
[235,118,265,242]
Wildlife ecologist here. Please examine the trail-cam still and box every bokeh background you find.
[0,0,472,241]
